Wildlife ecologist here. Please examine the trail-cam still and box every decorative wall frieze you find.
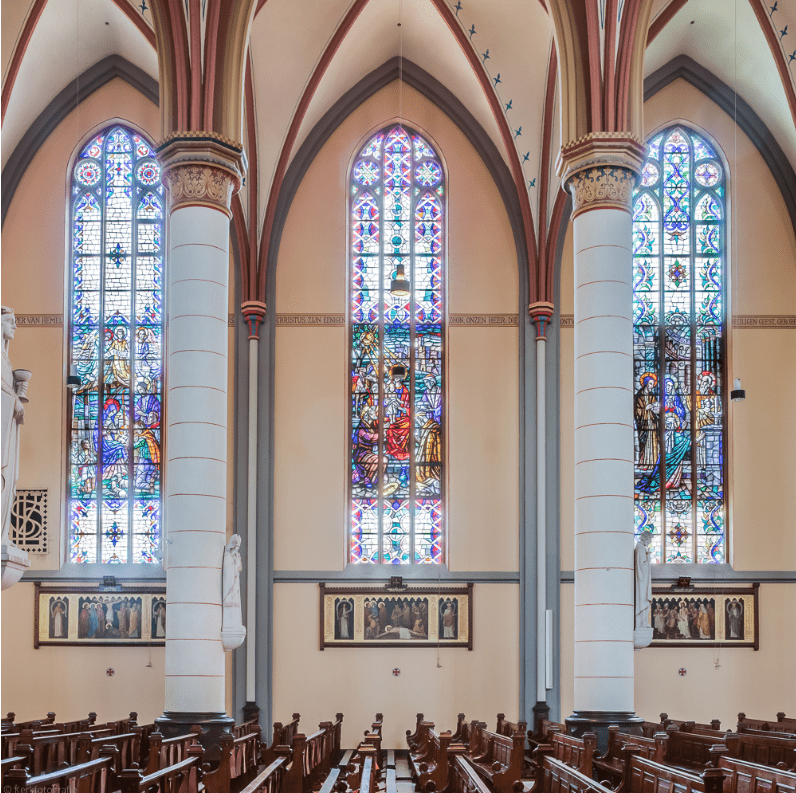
[560,314,796,329]
[732,315,796,328]
[13,314,63,326]
[275,314,345,327]
[449,314,519,326]
[16,313,795,330]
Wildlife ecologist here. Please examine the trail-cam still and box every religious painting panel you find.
[34,583,166,647]
[648,584,758,649]
[320,584,472,649]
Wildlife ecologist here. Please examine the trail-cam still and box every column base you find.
[565,711,644,753]
[155,711,235,764]
[242,702,260,723]
[532,701,550,736]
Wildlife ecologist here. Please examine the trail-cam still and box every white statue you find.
[633,530,654,648]
[221,534,246,651]
[2,307,31,589]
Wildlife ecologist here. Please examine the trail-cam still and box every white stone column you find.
[156,135,245,744]
[558,136,645,746]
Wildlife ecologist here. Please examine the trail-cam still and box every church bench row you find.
[614,749,725,793]
[261,715,302,769]
[738,716,796,736]
[408,722,465,793]
[591,726,668,786]
[718,755,796,793]
[3,744,122,793]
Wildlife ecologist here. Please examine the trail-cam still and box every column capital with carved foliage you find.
[529,301,555,340]
[156,132,247,219]
[556,133,647,219]
[241,300,266,340]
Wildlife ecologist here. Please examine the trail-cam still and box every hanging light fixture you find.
[390,263,410,297]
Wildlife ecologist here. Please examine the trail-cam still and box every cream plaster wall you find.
[271,81,521,745]
[273,583,520,750]
[1,77,238,720]
[560,582,796,725]
[274,81,520,572]
[557,77,796,721]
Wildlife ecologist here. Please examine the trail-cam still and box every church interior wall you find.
[271,81,521,748]
[558,76,796,726]
[0,76,238,723]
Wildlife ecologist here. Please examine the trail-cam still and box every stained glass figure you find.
[350,125,445,564]
[68,125,163,564]
[632,126,726,564]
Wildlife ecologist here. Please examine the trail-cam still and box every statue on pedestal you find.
[633,530,653,648]
[221,534,246,651]
[2,307,31,589]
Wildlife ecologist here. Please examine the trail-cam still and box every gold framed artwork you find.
[34,583,166,648]
[649,584,759,650]
[319,583,473,649]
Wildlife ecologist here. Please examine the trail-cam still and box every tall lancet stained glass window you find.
[68,126,164,564]
[632,126,726,564]
[349,125,445,564]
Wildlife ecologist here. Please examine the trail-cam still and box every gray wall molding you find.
[2,54,159,226]
[273,570,521,583]
[644,54,796,238]
[560,569,796,584]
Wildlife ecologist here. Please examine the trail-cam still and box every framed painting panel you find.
[649,583,759,649]
[319,583,473,649]
[34,583,166,648]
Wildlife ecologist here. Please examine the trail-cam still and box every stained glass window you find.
[68,125,163,564]
[349,125,445,564]
[632,126,726,564]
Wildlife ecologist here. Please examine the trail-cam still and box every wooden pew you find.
[341,744,379,793]
[407,714,427,752]
[77,728,142,772]
[535,751,614,793]
[232,719,260,739]
[261,714,301,768]
[660,715,722,732]
[19,728,115,774]
[550,732,596,778]
[447,754,496,793]
[238,754,290,793]
[331,714,344,765]
[497,716,527,737]
[468,726,527,793]
[664,724,726,770]
[725,731,796,770]
[615,747,725,793]
[143,727,202,775]
[4,744,119,793]
[591,727,668,786]
[118,742,204,793]
[409,726,465,793]
[718,754,796,793]
[281,724,335,793]
[528,719,564,750]
[738,715,796,735]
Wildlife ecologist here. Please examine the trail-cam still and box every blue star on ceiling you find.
[522,152,530,163]
[780,25,788,40]
[468,24,476,38]
[482,49,490,63]
[454,1,462,15]
[528,178,536,188]
[514,126,522,138]
[139,0,147,12]
[504,99,513,111]
[493,73,501,86]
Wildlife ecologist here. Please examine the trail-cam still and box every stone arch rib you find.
[1,55,158,227]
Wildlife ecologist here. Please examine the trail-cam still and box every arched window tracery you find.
[632,125,727,564]
[349,124,445,565]
[68,125,163,564]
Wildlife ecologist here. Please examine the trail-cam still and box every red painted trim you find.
[255,0,372,301]
[2,0,50,124]
[747,0,796,135]
[111,0,157,48]
[203,0,223,129]
[603,0,619,130]
[429,0,538,296]
[254,0,268,15]
[646,0,688,45]
[544,189,569,304]
[189,0,203,128]
[232,193,250,299]
[584,0,603,131]
[536,44,558,302]
[615,0,641,131]
[165,0,191,131]
[244,57,259,302]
